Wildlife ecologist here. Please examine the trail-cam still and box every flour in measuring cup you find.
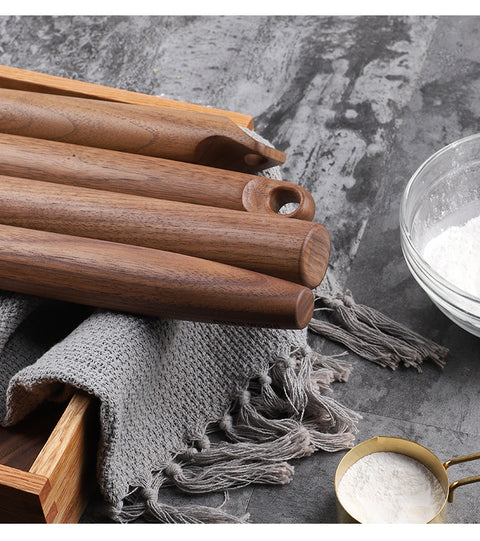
[423,215,480,298]
[337,452,445,523]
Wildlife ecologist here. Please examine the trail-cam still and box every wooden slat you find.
[29,393,98,524]
[0,64,254,130]
[0,401,66,472]
[0,463,53,523]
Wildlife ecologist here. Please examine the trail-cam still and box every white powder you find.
[423,214,480,298]
[337,452,445,523]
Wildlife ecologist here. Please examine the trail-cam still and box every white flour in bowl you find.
[337,452,445,523]
[423,214,480,298]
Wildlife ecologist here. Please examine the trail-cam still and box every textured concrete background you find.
[0,15,478,523]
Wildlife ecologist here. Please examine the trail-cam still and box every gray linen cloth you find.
[0,294,359,523]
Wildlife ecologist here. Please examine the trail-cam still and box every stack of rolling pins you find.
[0,89,330,329]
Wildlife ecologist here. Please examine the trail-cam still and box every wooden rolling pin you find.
[0,133,314,220]
[0,224,314,329]
[0,88,286,173]
[0,176,330,288]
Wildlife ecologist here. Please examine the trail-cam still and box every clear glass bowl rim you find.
[399,132,480,305]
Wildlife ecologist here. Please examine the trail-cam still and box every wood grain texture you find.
[0,52,316,523]
[0,64,254,130]
[0,224,314,329]
[0,464,53,523]
[30,393,98,524]
[0,133,313,220]
[0,394,96,523]
[0,88,285,173]
[0,401,66,471]
[0,175,328,288]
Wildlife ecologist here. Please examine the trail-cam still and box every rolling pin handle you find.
[242,177,316,221]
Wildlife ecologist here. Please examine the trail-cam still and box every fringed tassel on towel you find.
[113,289,448,523]
[113,483,246,524]
[115,345,361,523]
[309,290,448,371]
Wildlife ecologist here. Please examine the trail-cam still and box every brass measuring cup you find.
[334,436,480,523]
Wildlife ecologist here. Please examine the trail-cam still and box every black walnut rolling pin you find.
[0,89,329,329]
[0,133,314,220]
[0,88,286,173]
[0,175,329,288]
[0,224,314,329]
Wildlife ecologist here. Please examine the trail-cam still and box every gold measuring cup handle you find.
[443,452,480,503]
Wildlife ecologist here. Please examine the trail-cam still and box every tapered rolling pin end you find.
[214,282,314,330]
[299,223,331,289]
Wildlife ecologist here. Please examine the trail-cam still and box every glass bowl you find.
[400,134,480,338]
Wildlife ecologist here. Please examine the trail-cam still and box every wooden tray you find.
[0,64,254,130]
[0,393,97,523]
[0,64,254,523]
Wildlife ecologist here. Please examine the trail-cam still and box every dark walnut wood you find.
[0,224,314,329]
[0,175,329,288]
[0,88,285,173]
[0,133,313,220]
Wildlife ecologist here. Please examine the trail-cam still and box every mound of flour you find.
[337,452,445,523]
[423,215,480,298]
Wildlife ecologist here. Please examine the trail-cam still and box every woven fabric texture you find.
[0,303,309,511]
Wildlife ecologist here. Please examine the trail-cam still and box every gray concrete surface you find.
[0,15,478,524]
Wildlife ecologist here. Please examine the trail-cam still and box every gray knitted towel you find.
[0,293,362,523]
[0,133,448,523]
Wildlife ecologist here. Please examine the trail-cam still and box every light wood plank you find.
[0,64,254,129]
[30,393,97,524]
[0,463,53,523]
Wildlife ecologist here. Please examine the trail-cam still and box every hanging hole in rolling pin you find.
[269,185,302,217]
[241,176,316,221]
[0,134,314,220]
